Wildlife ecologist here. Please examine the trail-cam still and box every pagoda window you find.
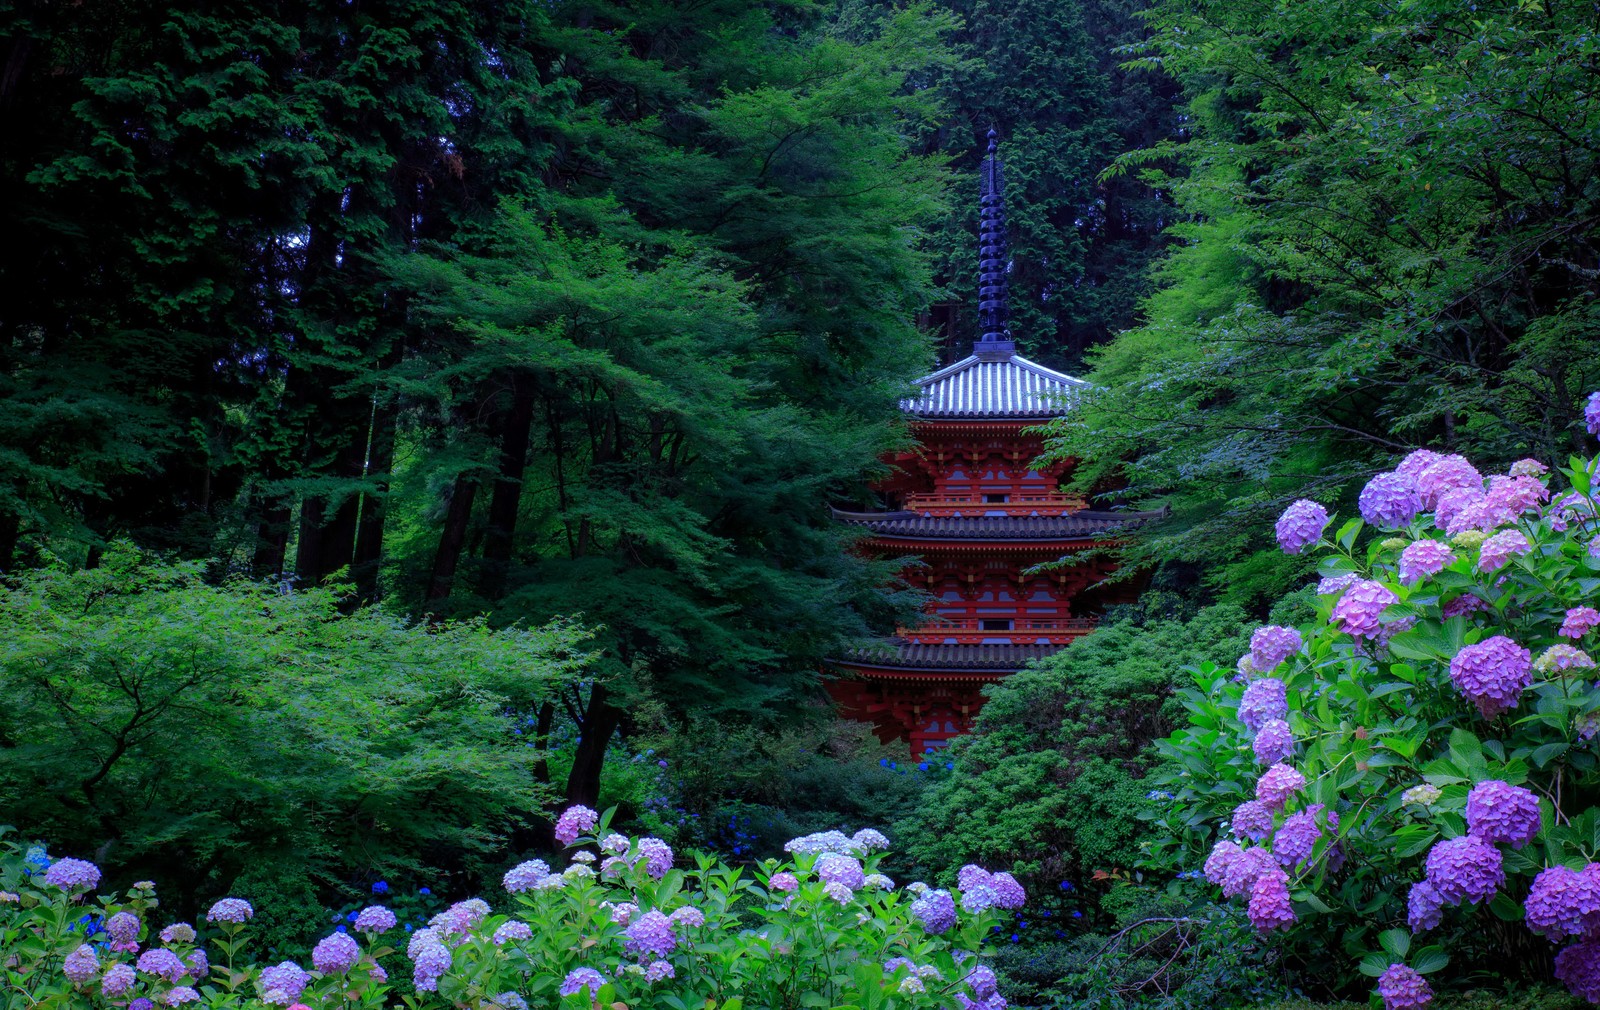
[979,619,1013,631]
[984,493,1009,503]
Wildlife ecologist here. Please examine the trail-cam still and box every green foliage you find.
[901,605,1255,894]
[0,546,588,917]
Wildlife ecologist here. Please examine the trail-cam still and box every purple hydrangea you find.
[783,830,856,855]
[495,994,528,1010]
[137,948,187,983]
[1441,594,1490,619]
[185,950,208,980]
[1562,607,1600,640]
[1231,801,1275,842]
[561,967,607,997]
[601,833,630,854]
[1271,805,1324,869]
[1204,840,1243,884]
[1316,573,1359,597]
[101,963,136,997]
[1525,865,1600,942]
[1253,719,1295,766]
[131,1000,154,1010]
[852,828,891,851]
[1485,474,1548,516]
[159,923,195,944]
[1276,499,1330,554]
[354,906,397,933]
[206,898,254,924]
[1249,625,1303,672]
[1397,539,1455,585]
[1221,847,1278,899]
[1477,529,1531,572]
[1416,455,1482,508]
[259,961,311,1002]
[492,920,533,945]
[408,933,451,993]
[966,964,999,999]
[106,911,141,951]
[1330,580,1398,638]
[1557,940,1600,1002]
[1238,678,1288,732]
[312,932,360,974]
[554,805,599,845]
[1407,881,1443,933]
[1246,869,1295,933]
[624,910,678,958]
[816,853,866,889]
[1449,636,1533,719]
[64,944,99,984]
[1464,779,1541,848]
[768,871,798,893]
[637,837,674,878]
[1424,835,1504,905]
[669,906,705,928]
[822,880,854,903]
[164,988,200,1006]
[1360,472,1422,529]
[645,960,675,982]
[44,857,101,891]
[1377,964,1433,1010]
[1255,764,1307,812]
[990,872,1026,909]
[1396,449,1444,484]
[910,889,957,934]
[503,859,551,893]
[1587,391,1600,437]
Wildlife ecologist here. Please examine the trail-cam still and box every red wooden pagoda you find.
[828,131,1158,756]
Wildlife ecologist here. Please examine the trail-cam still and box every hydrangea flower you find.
[496,994,530,1010]
[186,950,209,980]
[1441,594,1490,618]
[492,920,532,945]
[1557,940,1600,1001]
[863,873,895,890]
[1330,580,1398,638]
[635,837,673,878]
[561,967,607,997]
[1316,573,1359,597]
[1246,869,1295,933]
[990,872,1026,909]
[1402,783,1442,807]
[1477,529,1532,572]
[408,933,451,993]
[106,911,141,951]
[1249,625,1303,672]
[164,987,200,1006]
[503,860,551,893]
[1255,764,1306,811]
[768,872,798,893]
[354,906,397,933]
[1220,847,1278,900]
[554,805,598,845]
[784,830,857,855]
[1464,780,1541,848]
[160,923,195,944]
[1424,835,1504,905]
[1377,964,1433,1010]
[137,948,188,983]
[101,963,136,997]
[63,944,99,984]
[1536,645,1596,673]
[1276,499,1330,554]
[1238,678,1288,732]
[1509,458,1548,477]
[44,857,101,891]
[910,889,957,934]
[1587,391,1600,436]
[966,964,999,999]
[1407,881,1443,933]
[624,910,678,957]
[1253,719,1295,765]
[1204,840,1243,885]
[816,853,866,889]
[1435,486,1485,533]
[312,932,360,974]
[852,828,890,851]
[669,906,705,928]
[259,961,310,1002]
[1449,636,1533,718]
[1416,455,1482,508]
[1524,865,1600,942]
[1562,607,1600,639]
[1397,539,1455,584]
[1359,472,1422,529]
[1231,801,1275,842]
[645,960,675,982]
[601,833,630,854]
[206,898,253,923]
[1396,449,1444,484]
[1272,805,1324,869]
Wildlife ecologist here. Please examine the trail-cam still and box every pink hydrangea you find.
[1561,607,1600,639]
[1424,835,1504,905]
[1253,719,1295,766]
[1276,499,1330,554]
[1558,939,1600,1001]
[1360,472,1422,529]
[1464,780,1541,848]
[1416,455,1482,508]
[1246,869,1296,933]
[1249,625,1302,672]
[1525,865,1600,942]
[1204,840,1243,885]
[1271,805,1324,869]
[768,872,798,893]
[1331,580,1398,638]
[1407,881,1443,933]
[1221,847,1278,899]
[1435,486,1486,534]
[1231,801,1275,842]
[1316,573,1359,597]
[1477,529,1531,572]
[1485,474,1548,516]
[1397,539,1454,585]
[1238,677,1288,732]
[1255,764,1306,812]
[553,805,598,845]
[1396,449,1444,484]
[1377,964,1433,1010]
[1449,636,1533,718]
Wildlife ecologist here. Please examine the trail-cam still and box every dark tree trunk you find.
[251,494,292,581]
[478,372,536,600]
[425,475,478,611]
[566,684,623,808]
[531,700,555,785]
[352,397,398,602]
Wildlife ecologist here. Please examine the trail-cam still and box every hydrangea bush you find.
[1148,406,1600,1007]
[0,812,1023,1010]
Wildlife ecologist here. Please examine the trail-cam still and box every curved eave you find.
[831,662,1010,682]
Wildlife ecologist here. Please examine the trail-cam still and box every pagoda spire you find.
[975,127,1016,359]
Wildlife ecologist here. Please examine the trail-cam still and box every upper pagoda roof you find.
[832,507,1163,541]
[903,351,1088,419]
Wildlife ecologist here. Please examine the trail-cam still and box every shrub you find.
[2,810,1025,1010]
[1146,421,1600,1005]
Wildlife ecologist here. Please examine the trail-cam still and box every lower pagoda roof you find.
[834,641,1063,676]
[832,508,1162,541]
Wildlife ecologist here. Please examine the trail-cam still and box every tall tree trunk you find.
[478,372,536,600]
[352,395,398,602]
[425,475,478,612]
[531,700,556,786]
[566,684,623,808]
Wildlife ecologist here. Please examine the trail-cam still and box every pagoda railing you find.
[898,616,1099,644]
[905,492,1087,516]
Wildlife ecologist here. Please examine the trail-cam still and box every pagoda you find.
[828,131,1159,756]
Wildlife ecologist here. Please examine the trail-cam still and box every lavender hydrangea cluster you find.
[1448,636,1533,718]
[1237,677,1287,732]
[101,963,136,998]
[1397,539,1454,584]
[105,910,141,951]
[1536,644,1595,673]
[1253,719,1295,765]
[137,948,188,983]
[1359,472,1422,529]
[63,944,99,984]
[492,920,533,945]
[1463,780,1540,848]
[783,830,857,855]
[636,837,674,878]
[1377,964,1433,1010]
[1255,763,1306,811]
[1249,625,1302,672]
[1247,869,1295,933]
[1271,805,1325,869]
[1477,529,1531,572]
[259,961,310,1003]
[1407,881,1443,933]
[354,905,397,933]
[1423,835,1504,905]
[1557,941,1600,1001]
[816,852,866,889]
[955,865,1025,912]
[1562,607,1600,639]
[43,857,101,891]
[1525,865,1600,942]
[312,931,360,974]
[503,859,552,893]
[560,967,606,997]
[554,805,599,845]
[910,888,957,934]
[1275,499,1330,554]
[408,931,452,992]
[624,910,678,958]
[1329,579,1398,638]
[205,898,254,923]
[1231,800,1275,841]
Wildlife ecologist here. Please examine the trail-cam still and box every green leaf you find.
[1378,928,1410,959]
[1412,947,1450,974]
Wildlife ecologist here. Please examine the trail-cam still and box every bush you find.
[1147,429,1600,1004]
[1,812,1025,1010]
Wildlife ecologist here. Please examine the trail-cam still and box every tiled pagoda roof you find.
[832,508,1161,541]
[903,351,1088,419]
[836,641,1062,673]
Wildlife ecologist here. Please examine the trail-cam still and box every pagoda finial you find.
[975,127,1015,360]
